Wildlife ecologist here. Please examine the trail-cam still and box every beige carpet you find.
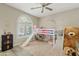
[0,36,65,56]
[0,46,33,56]
[23,40,65,56]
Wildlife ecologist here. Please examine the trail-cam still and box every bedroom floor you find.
[0,36,64,56]
[23,40,64,56]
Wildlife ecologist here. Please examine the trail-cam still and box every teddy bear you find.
[63,26,79,56]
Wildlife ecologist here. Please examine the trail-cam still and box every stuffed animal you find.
[63,26,79,56]
[64,47,76,56]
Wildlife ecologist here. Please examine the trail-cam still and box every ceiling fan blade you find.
[31,7,41,9]
[45,3,52,6]
[45,7,53,11]
[41,7,44,13]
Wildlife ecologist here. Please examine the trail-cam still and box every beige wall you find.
[0,4,39,48]
[39,8,79,30]
[39,18,56,29]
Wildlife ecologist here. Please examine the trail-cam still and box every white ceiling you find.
[6,3,79,18]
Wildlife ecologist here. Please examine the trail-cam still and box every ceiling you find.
[6,3,79,18]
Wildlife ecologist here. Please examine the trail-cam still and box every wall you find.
[39,17,56,29]
[0,4,39,48]
[39,8,79,30]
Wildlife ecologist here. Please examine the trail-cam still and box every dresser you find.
[1,34,13,51]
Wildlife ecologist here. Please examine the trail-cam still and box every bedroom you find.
[0,3,79,56]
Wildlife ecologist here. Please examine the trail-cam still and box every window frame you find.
[16,15,33,39]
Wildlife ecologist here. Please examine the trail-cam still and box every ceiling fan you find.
[31,3,53,13]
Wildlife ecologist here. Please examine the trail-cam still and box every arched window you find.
[17,15,33,38]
